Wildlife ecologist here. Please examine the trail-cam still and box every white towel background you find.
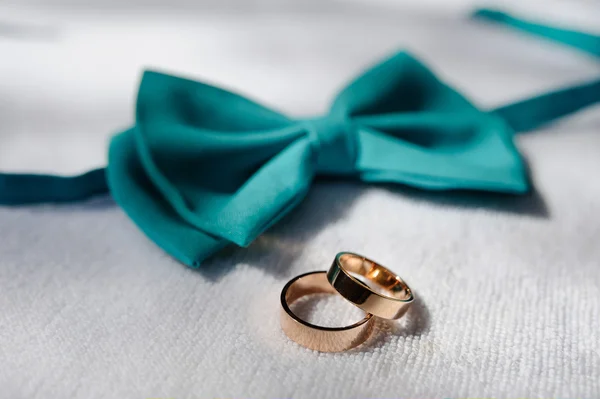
[1,1,599,397]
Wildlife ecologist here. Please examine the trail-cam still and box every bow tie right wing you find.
[330,51,529,194]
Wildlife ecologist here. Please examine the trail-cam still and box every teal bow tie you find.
[1,9,599,267]
[108,51,528,266]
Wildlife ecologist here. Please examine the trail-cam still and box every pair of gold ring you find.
[280,252,414,352]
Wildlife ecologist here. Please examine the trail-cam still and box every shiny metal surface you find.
[327,252,414,319]
[280,271,374,352]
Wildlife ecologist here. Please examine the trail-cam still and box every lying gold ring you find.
[327,252,414,319]
[280,271,374,352]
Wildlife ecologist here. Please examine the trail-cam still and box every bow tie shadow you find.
[381,156,547,218]
[197,172,547,282]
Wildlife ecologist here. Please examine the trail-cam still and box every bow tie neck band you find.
[1,9,598,267]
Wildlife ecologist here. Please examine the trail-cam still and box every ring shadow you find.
[353,292,431,353]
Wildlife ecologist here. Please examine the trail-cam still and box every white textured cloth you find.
[1,2,599,398]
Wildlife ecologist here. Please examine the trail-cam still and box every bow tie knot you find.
[303,115,357,175]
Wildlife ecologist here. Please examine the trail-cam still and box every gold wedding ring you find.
[280,253,413,352]
[327,252,414,319]
[280,271,374,352]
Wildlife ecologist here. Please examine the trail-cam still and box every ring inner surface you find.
[338,253,412,300]
[285,273,368,327]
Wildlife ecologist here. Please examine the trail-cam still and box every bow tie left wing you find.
[108,129,227,267]
[108,71,320,267]
[331,52,529,193]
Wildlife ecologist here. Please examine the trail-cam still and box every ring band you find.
[280,271,374,352]
[327,252,414,319]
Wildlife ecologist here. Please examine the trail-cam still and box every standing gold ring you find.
[327,252,414,319]
[280,271,374,352]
